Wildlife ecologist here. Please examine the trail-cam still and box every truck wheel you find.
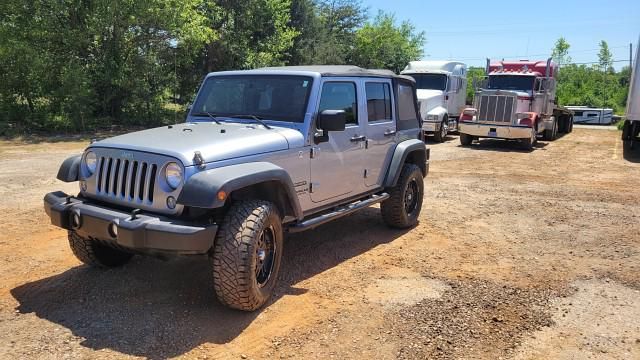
[68,231,133,268]
[211,200,283,311]
[568,116,574,133]
[622,120,631,140]
[543,120,557,141]
[521,128,537,150]
[433,116,448,142]
[381,163,424,229]
[460,133,474,146]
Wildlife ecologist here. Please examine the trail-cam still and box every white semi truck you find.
[401,61,468,142]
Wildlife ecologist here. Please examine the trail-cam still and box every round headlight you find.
[85,151,97,174]
[165,162,183,189]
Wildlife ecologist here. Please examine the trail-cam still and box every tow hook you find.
[130,209,142,220]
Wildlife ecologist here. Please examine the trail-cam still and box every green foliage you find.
[466,67,486,105]
[553,38,629,114]
[0,0,424,134]
[350,11,425,73]
[551,37,572,66]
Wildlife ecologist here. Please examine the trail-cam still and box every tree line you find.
[0,0,425,134]
[465,38,631,115]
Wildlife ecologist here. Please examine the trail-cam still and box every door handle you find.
[350,135,366,142]
[384,129,397,136]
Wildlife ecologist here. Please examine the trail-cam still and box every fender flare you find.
[177,162,303,220]
[56,154,82,182]
[383,140,428,188]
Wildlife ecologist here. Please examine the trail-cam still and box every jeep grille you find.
[478,94,515,123]
[96,157,158,203]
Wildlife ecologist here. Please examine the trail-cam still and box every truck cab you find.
[458,58,573,150]
[401,61,467,142]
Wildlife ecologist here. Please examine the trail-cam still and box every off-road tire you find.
[381,163,424,229]
[460,132,474,146]
[211,200,283,311]
[68,231,133,268]
[433,116,448,142]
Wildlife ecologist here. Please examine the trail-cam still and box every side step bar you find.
[288,193,389,233]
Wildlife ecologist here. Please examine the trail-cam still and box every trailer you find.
[622,36,640,149]
[566,106,613,125]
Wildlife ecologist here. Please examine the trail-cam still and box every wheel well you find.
[404,150,427,177]
[229,181,295,219]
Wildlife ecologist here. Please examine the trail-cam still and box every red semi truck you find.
[459,58,574,150]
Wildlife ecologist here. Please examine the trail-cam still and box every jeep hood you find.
[417,89,445,114]
[91,122,304,166]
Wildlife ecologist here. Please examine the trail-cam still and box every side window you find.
[397,82,419,130]
[574,111,584,117]
[318,82,358,125]
[365,82,392,122]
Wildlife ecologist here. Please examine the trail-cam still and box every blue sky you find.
[362,0,640,70]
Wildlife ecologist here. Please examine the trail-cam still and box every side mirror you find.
[315,110,346,143]
[317,110,346,131]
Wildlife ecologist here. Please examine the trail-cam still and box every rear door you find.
[363,80,396,187]
[309,79,366,203]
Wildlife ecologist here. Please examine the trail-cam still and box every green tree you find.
[466,67,486,105]
[350,11,425,73]
[551,37,572,65]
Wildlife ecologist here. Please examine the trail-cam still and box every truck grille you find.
[478,94,515,123]
[96,157,158,203]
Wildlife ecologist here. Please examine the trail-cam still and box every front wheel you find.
[381,164,424,229]
[543,120,557,141]
[211,200,283,311]
[433,116,448,142]
[521,127,537,150]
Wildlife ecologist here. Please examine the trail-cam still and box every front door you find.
[363,80,396,187]
[310,80,366,203]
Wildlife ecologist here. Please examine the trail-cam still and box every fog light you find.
[108,223,118,238]
[71,212,81,229]
[166,196,177,209]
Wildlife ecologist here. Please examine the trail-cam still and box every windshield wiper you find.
[191,112,222,125]
[228,114,272,129]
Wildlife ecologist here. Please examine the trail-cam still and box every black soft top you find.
[259,65,415,81]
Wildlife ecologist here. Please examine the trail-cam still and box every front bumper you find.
[44,191,217,254]
[459,122,533,139]
[422,121,441,132]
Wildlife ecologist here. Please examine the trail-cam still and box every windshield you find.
[407,73,447,91]
[487,75,534,91]
[191,75,313,123]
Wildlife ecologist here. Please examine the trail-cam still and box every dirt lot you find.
[0,128,639,359]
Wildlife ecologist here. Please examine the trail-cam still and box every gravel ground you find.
[0,128,638,359]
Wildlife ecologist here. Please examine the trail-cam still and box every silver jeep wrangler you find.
[44,66,429,311]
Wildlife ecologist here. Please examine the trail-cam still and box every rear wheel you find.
[460,132,474,146]
[211,200,283,311]
[68,231,133,268]
[433,116,448,142]
[381,164,424,229]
